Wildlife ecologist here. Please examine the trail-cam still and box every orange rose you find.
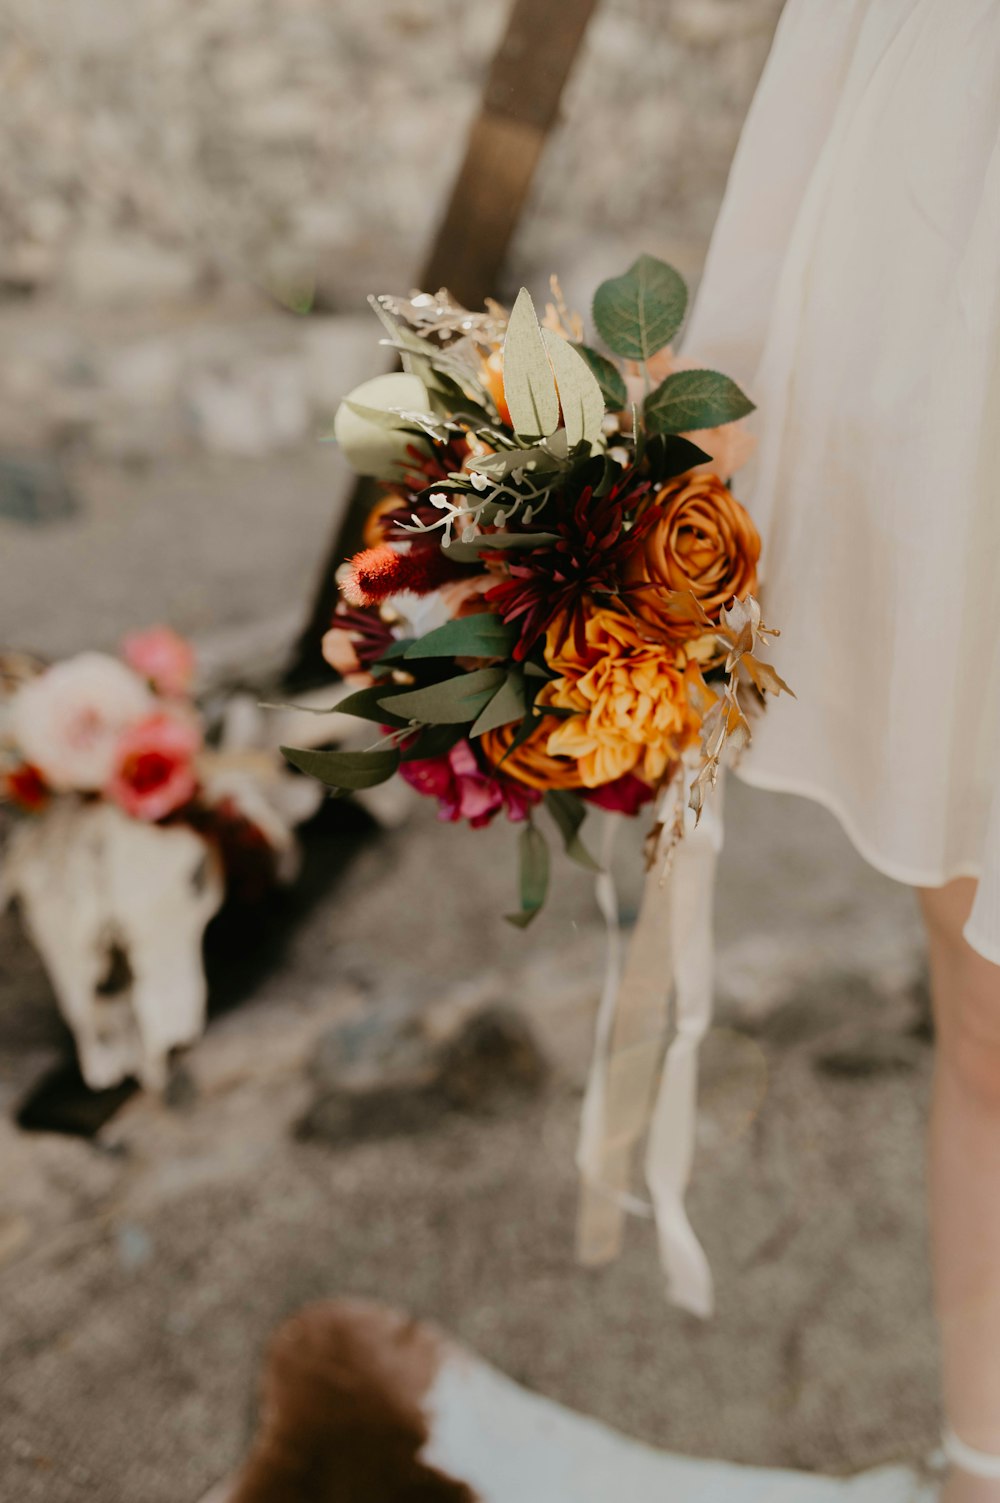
[626,473,760,641]
[480,718,585,792]
[538,607,700,788]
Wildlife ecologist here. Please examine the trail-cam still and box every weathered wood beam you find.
[285,0,598,688]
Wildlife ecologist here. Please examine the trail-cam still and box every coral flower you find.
[122,625,197,698]
[106,712,201,822]
[539,608,700,788]
[625,473,760,640]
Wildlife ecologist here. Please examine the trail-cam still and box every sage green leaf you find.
[403,613,517,661]
[644,368,755,435]
[470,670,526,737]
[506,823,550,928]
[399,724,465,762]
[541,328,605,449]
[592,255,688,362]
[574,343,628,409]
[545,789,602,872]
[381,667,506,724]
[502,288,560,438]
[332,372,431,477]
[329,684,412,728]
[281,745,400,790]
[469,444,562,479]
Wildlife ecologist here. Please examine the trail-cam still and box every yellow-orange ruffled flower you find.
[539,608,700,788]
[626,473,760,640]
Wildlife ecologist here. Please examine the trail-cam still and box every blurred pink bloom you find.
[122,625,197,698]
[106,711,201,822]
[11,652,153,792]
[321,625,369,685]
[400,739,538,828]
[624,348,757,480]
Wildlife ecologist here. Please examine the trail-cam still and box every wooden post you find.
[285,0,598,688]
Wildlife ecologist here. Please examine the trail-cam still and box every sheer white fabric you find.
[684,0,1000,960]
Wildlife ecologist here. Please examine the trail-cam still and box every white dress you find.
[684,0,1000,962]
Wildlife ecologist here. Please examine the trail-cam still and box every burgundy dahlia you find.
[485,477,653,661]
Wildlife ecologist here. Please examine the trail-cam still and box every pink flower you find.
[400,739,539,828]
[11,652,154,792]
[122,626,196,698]
[581,772,655,817]
[106,712,201,822]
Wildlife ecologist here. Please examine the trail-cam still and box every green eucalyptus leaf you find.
[592,255,688,362]
[470,670,526,737]
[403,614,516,661]
[573,343,628,409]
[399,723,466,762]
[506,823,550,928]
[644,369,755,436]
[330,684,412,728]
[541,329,605,449]
[502,288,560,438]
[545,790,601,872]
[281,745,400,790]
[382,666,506,724]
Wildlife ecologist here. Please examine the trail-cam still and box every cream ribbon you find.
[576,771,725,1317]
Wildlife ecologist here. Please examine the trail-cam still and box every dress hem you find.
[731,760,999,965]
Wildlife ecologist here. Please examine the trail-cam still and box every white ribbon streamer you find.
[576,772,725,1316]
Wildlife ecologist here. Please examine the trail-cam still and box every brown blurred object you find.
[286,0,599,688]
[222,1300,475,1503]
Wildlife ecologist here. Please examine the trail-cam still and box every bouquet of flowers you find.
[285,255,790,922]
[1,628,319,1090]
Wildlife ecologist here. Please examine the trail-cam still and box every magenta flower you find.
[581,772,654,816]
[106,712,201,822]
[400,739,539,828]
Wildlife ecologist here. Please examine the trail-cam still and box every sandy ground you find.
[0,766,936,1503]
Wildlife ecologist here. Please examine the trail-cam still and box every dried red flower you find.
[341,545,465,608]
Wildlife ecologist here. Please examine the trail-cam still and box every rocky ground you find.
[0,779,936,1503]
[0,2,947,1499]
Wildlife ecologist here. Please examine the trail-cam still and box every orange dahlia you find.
[538,607,701,788]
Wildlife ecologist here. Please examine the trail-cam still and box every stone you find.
[298,1005,548,1144]
[188,358,310,456]
[64,236,200,307]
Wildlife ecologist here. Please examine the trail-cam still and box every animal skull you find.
[4,799,223,1090]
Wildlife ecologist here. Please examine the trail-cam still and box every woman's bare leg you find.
[922,879,1000,1501]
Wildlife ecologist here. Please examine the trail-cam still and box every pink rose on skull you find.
[11,652,153,792]
[106,711,202,822]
